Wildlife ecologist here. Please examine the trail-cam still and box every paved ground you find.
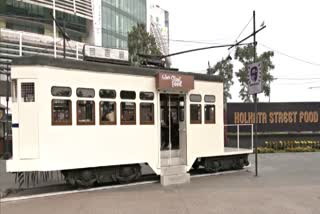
[1,153,320,214]
[0,160,16,192]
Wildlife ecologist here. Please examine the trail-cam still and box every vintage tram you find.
[6,56,252,186]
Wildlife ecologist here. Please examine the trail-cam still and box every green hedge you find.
[257,146,318,153]
[264,140,320,150]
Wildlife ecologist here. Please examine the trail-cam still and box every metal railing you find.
[0,28,84,60]
[224,124,254,151]
[21,0,93,20]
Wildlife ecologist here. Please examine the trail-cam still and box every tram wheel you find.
[76,169,96,188]
[114,164,141,184]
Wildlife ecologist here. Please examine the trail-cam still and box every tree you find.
[207,58,234,104]
[234,44,275,102]
[128,23,161,66]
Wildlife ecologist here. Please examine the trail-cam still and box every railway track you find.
[0,166,251,203]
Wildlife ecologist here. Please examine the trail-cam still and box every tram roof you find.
[12,56,223,83]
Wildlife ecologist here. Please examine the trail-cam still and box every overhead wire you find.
[260,43,320,67]
[227,16,253,57]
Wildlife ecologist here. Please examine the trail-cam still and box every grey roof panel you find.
[12,56,223,83]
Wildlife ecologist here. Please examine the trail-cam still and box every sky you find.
[150,0,320,102]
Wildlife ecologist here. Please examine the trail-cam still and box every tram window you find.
[51,86,72,97]
[204,95,215,103]
[205,105,216,124]
[121,102,136,125]
[120,90,136,100]
[140,92,154,100]
[190,94,201,102]
[21,82,35,102]
[190,104,202,124]
[140,103,154,125]
[76,88,95,98]
[77,100,95,125]
[99,89,116,99]
[100,101,116,125]
[52,100,72,125]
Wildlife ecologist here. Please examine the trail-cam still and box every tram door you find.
[160,94,187,163]
[18,79,39,159]
[178,95,187,164]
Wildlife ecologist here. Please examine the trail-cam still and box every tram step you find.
[160,150,181,158]
[161,173,190,186]
[161,165,186,176]
[161,157,184,166]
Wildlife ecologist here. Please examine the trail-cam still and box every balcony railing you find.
[0,28,84,61]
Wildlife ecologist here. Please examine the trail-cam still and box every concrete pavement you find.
[1,152,320,214]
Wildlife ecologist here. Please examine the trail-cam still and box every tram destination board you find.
[227,102,320,133]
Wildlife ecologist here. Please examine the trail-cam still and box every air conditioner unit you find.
[83,45,129,62]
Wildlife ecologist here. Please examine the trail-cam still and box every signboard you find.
[227,102,320,132]
[156,72,194,92]
[248,62,262,95]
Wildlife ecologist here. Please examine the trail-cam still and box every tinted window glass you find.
[99,89,116,99]
[52,99,72,125]
[76,88,95,98]
[190,94,201,102]
[120,90,136,99]
[140,92,154,100]
[204,95,215,103]
[140,103,154,125]
[205,105,215,124]
[77,100,95,125]
[190,104,202,124]
[51,86,72,97]
[121,102,136,124]
[100,101,116,125]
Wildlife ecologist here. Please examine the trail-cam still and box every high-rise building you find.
[148,4,170,64]
[0,0,147,63]
[97,0,147,49]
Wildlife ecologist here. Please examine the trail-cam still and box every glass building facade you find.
[101,0,146,49]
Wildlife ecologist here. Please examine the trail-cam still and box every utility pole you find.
[253,10,258,177]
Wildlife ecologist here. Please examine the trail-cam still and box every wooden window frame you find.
[205,104,216,124]
[100,101,117,125]
[190,104,202,124]
[140,103,154,125]
[51,99,72,126]
[120,102,136,125]
[76,100,95,125]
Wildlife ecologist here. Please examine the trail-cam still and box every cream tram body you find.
[6,57,247,182]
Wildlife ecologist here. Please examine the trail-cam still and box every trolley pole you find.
[253,10,258,177]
